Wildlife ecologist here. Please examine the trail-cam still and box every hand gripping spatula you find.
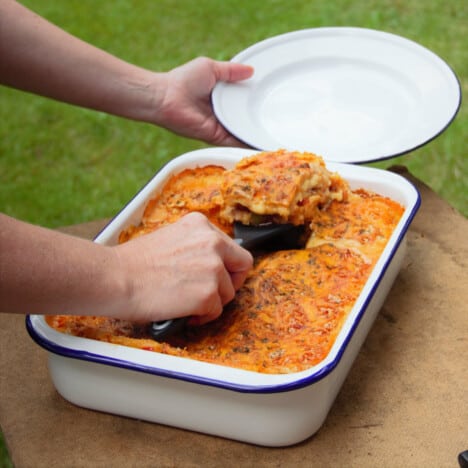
[149,222,306,341]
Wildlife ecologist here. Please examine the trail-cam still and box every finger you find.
[229,270,250,291]
[203,219,254,276]
[189,294,224,326]
[181,212,253,289]
[217,263,236,306]
[214,61,254,83]
[215,128,252,148]
[222,238,254,277]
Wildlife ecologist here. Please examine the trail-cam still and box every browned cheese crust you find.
[220,149,349,225]
[47,151,404,374]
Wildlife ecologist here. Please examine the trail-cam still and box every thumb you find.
[214,61,254,83]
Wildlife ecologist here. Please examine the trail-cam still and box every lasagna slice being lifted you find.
[220,150,349,226]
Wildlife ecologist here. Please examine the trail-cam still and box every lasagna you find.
[47,150,404,374]
[221,149,349,225]
[119,164,229,242]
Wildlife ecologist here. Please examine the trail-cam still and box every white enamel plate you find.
[212,27,461,163]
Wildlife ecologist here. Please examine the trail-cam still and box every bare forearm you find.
[0,0,254,145]
[0,0,161,122]
[0,213,126,316]
[0,213,253,324]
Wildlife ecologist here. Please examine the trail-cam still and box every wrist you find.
[98,245,135,320]
[122,69,168,126]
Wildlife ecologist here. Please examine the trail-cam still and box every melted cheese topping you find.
[46,151,404,374]
[307,189,404,262]
[119,165,230,243]
[221,150,349,225]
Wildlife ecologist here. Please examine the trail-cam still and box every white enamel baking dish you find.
[27,147,420,446]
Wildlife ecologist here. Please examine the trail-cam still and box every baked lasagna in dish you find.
[221,149,348,226]
[119,164,230,241]
[46,150,404,374]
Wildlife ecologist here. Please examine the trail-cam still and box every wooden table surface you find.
[1,167,467,468]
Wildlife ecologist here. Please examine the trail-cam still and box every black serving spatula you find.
[148,222,306,341]
[233,221,306,251]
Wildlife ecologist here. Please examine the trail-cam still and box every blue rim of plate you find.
[212,27,462,164]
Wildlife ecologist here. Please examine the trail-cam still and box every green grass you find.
[1,0,466,231]
[0,0,466,464]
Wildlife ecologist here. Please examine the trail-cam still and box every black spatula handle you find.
[149,317,188,340]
